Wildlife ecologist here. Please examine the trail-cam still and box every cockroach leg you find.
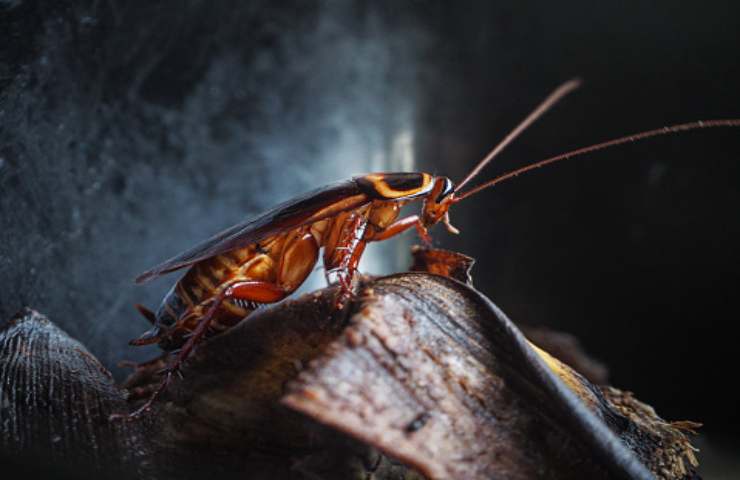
[328,261,362,310]
[117,352,168,370]
[134,304,157,324]
[331,241,367,309]
[110,369,175,420]
[332,266,359,310]
[162,280,288,380]
[128,326,164,346]
[118,359,140,370]
[115,280,290,420]
[370,214,432,246]
[329,213,433,310]
[323,212,369,309]
[225,280,288,303]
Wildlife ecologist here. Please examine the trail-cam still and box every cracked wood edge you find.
[282,273,698,479]
[283,273,650,479]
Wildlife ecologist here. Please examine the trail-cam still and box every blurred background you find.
[1,1,738,475]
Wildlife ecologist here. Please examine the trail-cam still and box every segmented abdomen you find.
[152,238,284,350]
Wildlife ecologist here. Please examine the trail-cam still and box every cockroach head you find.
[422,176,459,234]
[434,177,454,203]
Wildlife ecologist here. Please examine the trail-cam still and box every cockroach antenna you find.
[453,78,583,194]
[452,80,740,202]
[454,119,740,202]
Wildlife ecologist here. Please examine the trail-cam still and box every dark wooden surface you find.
[1,273,701,479]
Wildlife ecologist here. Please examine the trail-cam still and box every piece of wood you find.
[150,272,698,479]
[0,308,148,478]
[1,272,700,479]
[283,274,626,479]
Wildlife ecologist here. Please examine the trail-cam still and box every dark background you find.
[1,0,738,469]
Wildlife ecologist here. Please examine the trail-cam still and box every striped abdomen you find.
[151,234,290,350]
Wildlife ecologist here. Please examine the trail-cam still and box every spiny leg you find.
[324,215,433,310]
[113,280,288,420]
[333,243,365,299]
[167,280,287,377]
[118,351,169,371]
[368,214,432,245]
[324,214,369,309]
[322,215,433,312]
[118,353,170,402]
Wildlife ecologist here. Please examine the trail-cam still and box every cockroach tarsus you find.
[113,78,740,420]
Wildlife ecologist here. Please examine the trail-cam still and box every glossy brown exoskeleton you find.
[121,79,739,418]
[132,172,454,350]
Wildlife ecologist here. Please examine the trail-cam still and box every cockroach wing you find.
[135,180,368,283]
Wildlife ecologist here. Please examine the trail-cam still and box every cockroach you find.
[119,79,739,418]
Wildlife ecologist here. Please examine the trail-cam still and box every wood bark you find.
[0,254,700,479]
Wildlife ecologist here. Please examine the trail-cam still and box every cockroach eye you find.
[435,177,454,203]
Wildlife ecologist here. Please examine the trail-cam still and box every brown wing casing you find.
[135,180,369,283]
